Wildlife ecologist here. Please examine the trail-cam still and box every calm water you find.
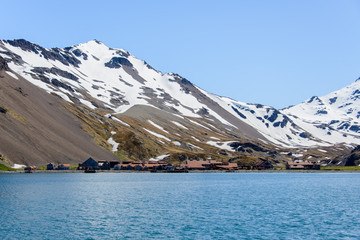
[1,172,360,239]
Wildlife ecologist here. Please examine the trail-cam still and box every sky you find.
[2,0,360,109]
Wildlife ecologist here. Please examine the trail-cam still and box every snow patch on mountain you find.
[144,128,171,141]
[2,39,360,148]
[172,121,188,129]
[148,120,169,134]
[107,131,119,152]
[149,154,170,162]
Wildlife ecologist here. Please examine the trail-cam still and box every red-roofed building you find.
[286,160,320,170]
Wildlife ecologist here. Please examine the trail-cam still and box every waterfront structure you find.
[253,159,273,170]
[56,164,70,170]
[98,160,110,170]
[181,160,239,170]
[286,160,320,170]
[46,163,56,170]
[78,157,99,170]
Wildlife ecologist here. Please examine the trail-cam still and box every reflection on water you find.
[0,173,360,239]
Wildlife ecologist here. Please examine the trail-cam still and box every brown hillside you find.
[0,61,118,166]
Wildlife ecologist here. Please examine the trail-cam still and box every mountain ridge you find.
[0,39,358,166]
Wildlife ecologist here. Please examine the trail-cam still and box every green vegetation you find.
[321,166,360,171]
[115,152,129,161]
[38,166,47,170]
[0,163,14,171]
[8,109,27,123]
[0,104,27,123]
[234,156,259,167]
[113,130,159,161]
[39,164,78,170]
[69,164,78,170]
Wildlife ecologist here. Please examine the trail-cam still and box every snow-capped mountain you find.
[283,80,360,145]
[0,38,359,155]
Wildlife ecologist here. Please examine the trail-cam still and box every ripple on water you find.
[0,173,360,239]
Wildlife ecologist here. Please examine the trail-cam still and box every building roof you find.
[182,160,207,169]
[81,157,98,166]
[287,160,319,166]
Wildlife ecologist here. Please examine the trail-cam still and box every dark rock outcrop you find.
[333,145,360,166]
[329,97,337,104]
[197,107,209,115]
[51,79,75,92]
[31,67,79,82]
[72,49,88,60]
[6,39,81,67]
[232,106,247,119]
[0,56,9,71]
[299,132,310,138]
[230,142,267,152]
[0,107,7,114]
[105,57,133,68]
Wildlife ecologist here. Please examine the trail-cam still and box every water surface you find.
[1,172,359,239]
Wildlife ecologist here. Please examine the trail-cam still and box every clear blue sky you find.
[2,0,360,109]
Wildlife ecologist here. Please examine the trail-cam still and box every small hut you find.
[56,164,70,170]
[180,160,207,170]
[134,165,143,171]
[47,163,56,170]
[79,157,99,170]
[125,164,134,170]
[98,160,110,170]
[286,160,320,170]
[113,164,121,170]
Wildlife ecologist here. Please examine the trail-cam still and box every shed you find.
[216,162,239,171]
[113,164,121,170]
[98,160,110,170]
[286,160,320,170]
[125,164,134,170]
[165,164,173,171]
[134,165,143,171]
[181,160,207,170]
[57,164,70,170]
[79,157,99,170]
[47,163,56,170]
[110,161,120,168]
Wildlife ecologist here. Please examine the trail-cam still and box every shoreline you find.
[1,169,360,174]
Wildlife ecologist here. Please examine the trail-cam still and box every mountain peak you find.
[87,39,105,46]
[2,38,360,150]
[75,39,108,49]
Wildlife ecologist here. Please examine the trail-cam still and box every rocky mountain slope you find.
[0,56,118,166]
[0,39,358,166]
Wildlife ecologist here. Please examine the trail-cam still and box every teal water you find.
[0,172,360,239]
